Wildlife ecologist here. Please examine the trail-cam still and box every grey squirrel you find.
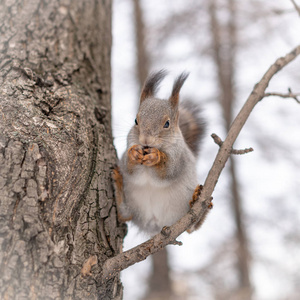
[112,70,206,235]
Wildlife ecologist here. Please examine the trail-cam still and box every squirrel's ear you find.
[169,72,189,109]
[140,70,167,104]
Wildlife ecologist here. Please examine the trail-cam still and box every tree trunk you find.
[145,249,173,300]
[208,0,252,298]
[133,0,150,90]
[131,1,173,299]
[0,1,125,299]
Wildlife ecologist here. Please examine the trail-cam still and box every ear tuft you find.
[169,72,189,108]
[140,69,168,104]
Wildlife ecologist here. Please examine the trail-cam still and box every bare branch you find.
[264,89,300,104]
[211,133,254,155]
[102,45,300,281]
[231,148,254,155]
[291,0,300,16]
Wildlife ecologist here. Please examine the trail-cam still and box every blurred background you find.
[111,1,300,299]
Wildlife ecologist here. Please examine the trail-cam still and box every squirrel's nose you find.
[139,134,155,147]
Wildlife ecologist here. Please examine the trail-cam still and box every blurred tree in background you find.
[112,1,300,300]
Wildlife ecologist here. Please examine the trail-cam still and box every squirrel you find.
[112,70,206,236]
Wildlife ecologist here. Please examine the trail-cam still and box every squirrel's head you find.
[134,70,189,148]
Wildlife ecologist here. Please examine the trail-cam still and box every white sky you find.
[112,1,300,299]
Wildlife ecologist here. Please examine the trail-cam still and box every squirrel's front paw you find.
[142,147,161,166]
[128,144,144,164]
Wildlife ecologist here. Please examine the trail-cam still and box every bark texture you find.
[0,1,125,299]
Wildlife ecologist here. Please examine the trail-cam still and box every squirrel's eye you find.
[135,118,138,125]
[164,120,170,128]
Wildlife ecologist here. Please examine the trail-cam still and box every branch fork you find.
[211,133,254,155]
[264,88,300,104]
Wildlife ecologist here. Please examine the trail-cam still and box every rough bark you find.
[0,1,125,299]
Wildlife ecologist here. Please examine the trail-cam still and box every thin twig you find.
[102,45,300,281]
[264,90,300,104]
[211,133,254,155]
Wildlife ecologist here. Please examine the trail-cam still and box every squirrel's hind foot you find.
[189,184,203,208]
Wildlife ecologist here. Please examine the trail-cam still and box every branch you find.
[291,0,300,16]
[211,133,254,155]
[264,89,300,104]
[102,45,300,281]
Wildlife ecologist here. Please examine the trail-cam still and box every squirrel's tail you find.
[179,100,205,157]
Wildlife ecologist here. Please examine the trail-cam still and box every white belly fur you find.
[125,170,192,233]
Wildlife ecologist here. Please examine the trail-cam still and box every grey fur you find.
[119,72,204,235]
[140,69,168,103]
[171,72,189,101]
[179,100,205,156]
